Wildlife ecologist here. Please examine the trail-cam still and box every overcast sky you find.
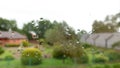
[0,0,120,32]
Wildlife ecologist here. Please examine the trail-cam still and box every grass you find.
[0,58,87,68]
[0,50,13,59]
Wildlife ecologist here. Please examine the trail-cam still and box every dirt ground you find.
[4,47,21,59]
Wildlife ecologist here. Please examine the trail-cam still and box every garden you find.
[0,40,120,68]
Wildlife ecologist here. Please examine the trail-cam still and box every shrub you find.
[21,48,42,65]
[4,55,14,60]
[93,55,109,63]
[113,63,120,68]
[52,44,86,64]
[22,40,29,47]
[5,44,19,47]
[82,43,92,49]
[38,38,45,45]
[75,53,88,64]
[52,45,66,59]
[107,51,120,61]
[80,54,88,63]
[0,46,4,54]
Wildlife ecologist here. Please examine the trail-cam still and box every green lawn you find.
[0,50,13,59]
[0,58,88,68]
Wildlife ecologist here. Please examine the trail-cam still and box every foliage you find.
[75,53,88,64]
[36,18,53,38]
[82,43,92,49]
[22,21,36,40]
[45,21,76,44]
[4,55,14,60]
[52,42,88,64]
[67,44,84,59]
[113,63,120,68]
[22,40,29,47]
[21,48,42,65]
[92,20,117,33]
[0,46,4,55]
[106,51,120,61]
[92,12,120,33]
[0,50,14,60]
[112,41,120,48]
[45,28,65,44]
[52,45,67,59]
[0,18,18,31]
[22,18,52,40]
[38,38,45,45]
[93,55,109,63]
[5,44,20,47]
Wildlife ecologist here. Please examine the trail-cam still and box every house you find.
[81,33,120,49]
[86,34,99,45]
[0,31,27,46]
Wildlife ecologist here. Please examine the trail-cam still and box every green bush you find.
[82,43,92,49]
[5,44,20,47]
[52,44,86,64]
[0,46,4,54]
[93,55,108,63]
[113,63,120,68]
[22,40,29,47]
[74,53,88,64]
[52,45,66,59]
[21,48,42,65]
[38,38,45,45]
[80,54,88,63]
[107,51,120,61]
[4,55,14,60]
[64,45,87,64]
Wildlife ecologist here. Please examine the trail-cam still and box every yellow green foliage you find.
[21,48,42,65]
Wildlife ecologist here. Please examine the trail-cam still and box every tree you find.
[44,21,76,45]
[36,18,52,38]
[0,18,18,31]
[22,21,36,40]
[92,20,117,33]
[22,18,53,40]
[92,12,120,33]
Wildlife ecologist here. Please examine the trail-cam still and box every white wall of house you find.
[81,33,120,49]
[86,34,98,45]
[107,33,120,48]
[95,33,111,48]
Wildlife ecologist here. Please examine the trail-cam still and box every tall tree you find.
[44,21,76,45]
[36,18,52,38]
[92,12,120,33]
[22,18,53,40]
[22,21,36,40]
[92,20,117,33]
[0,18,18,31]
